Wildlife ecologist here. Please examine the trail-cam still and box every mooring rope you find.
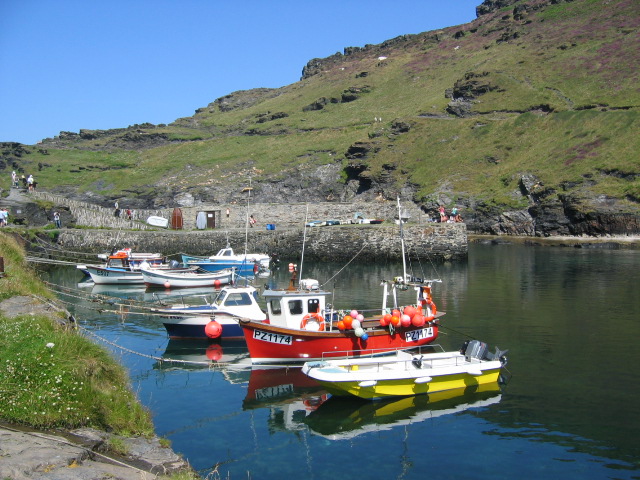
[319,242,368,287]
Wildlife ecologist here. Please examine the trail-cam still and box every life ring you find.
[300,313,325,331]
[425,300,437,321]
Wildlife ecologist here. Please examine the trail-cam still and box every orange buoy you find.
[205,320,222,339]
[342,315,353,329]
[411,313,425,327]
[403,305,417,319]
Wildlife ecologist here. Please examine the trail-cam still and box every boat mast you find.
[397,196,408,283]
[244,177,251,261]
[299,203,309,286]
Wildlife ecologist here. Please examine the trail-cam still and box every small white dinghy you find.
[147,216,169,228]
[141,265,235,288]
[302,340,508,400]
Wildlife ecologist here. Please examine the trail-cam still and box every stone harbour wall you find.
[57,223,467,262]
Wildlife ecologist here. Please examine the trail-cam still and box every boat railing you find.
[321,343,447,361]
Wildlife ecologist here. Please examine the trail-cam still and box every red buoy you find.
[205,320,222,339]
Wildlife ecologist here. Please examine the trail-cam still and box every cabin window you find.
[222,250,231,257]
[308,299,320,313]
[224,293,252,306]
[269,299,282,315]
[288,300,303,315]
[213,291,227,306]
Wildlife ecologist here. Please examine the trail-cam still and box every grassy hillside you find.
[1,0,638,218]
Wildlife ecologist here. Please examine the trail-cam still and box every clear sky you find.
[0,1,480,145]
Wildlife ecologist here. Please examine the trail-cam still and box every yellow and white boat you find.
[301,340,508,400]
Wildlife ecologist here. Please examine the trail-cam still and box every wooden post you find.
[0,256,4,277]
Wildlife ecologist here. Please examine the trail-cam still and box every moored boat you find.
[77,248,165,277]
[238,265,443,364]
[182,245,270,275]
[238,197,443,364]
[142,265,235,288]
[301,340,508,400]
[83,249,183,285]
[153,285,267,339]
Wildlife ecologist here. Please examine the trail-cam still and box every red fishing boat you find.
[239,273,442,363]
[239,197,444,364]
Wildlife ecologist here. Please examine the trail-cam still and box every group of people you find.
[113,202,133,220]
[10,171,36,191]
[438,205,463,223]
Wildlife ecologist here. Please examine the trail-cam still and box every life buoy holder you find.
[300,313,325,331]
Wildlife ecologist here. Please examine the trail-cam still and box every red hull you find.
[240,320,439,363]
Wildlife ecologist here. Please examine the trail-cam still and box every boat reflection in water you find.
[303,383,504,440]
[155,339,251,371]
[81,283,220,302]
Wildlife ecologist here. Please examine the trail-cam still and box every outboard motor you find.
[169,259,181,269]
[464,340,488,362]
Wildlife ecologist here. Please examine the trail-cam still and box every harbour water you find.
[42,242,640,479]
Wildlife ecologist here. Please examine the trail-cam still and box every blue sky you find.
[0,1,480,145]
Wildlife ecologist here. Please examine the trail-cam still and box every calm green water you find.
[42,243,640,479]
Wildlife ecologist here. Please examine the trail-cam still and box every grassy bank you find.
[0,232,154,435]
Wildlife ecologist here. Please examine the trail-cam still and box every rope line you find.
[319,242,368,287]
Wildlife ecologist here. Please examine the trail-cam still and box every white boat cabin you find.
[212,285,267,321]
[208,246,270,268]
[262,279,332,331]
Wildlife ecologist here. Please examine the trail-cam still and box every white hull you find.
[142,268,235,288]
[85,266,143,284]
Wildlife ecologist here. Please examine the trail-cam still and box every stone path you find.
[0,424,190,480]
[1,186,30,209]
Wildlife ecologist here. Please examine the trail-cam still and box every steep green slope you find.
[1,0,638,234]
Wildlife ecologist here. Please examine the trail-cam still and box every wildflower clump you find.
[0,314,154,435]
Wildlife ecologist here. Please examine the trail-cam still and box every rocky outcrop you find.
[203,88,282,113]
[476,0,520,17]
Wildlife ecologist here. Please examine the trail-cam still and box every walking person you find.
[0,208,8,227]
[53,212,61,228]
